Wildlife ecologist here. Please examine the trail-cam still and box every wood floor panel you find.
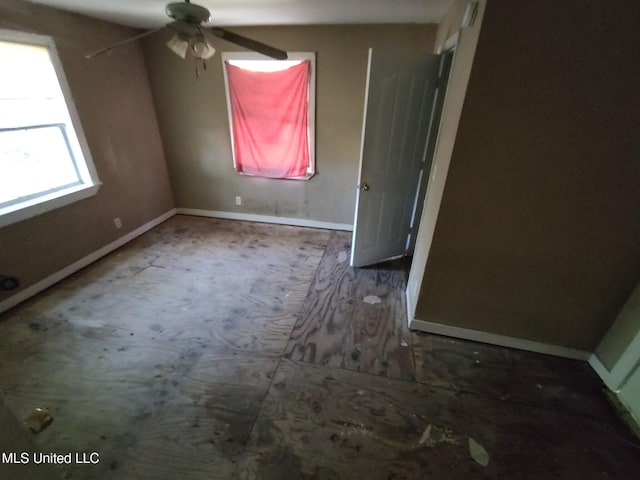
[0,308,281,479]
[0,327,190,479]
[99,405,239,480]
[285,232,415,380]
[145,217,328,276]
[9,277,301,356]
[0,217,326,479]
[411,332,618,421]
[99,350,280,480]
[239,358,640,480]
[5,217,328,354]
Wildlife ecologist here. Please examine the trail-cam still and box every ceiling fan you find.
[85,0,288,67]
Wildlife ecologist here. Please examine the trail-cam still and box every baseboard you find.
[175,208,352,231]
[618,391,640,432]
[409,318,590,360]
[588,353,618,390]
[405,287,417,328]
[0,209,176,315]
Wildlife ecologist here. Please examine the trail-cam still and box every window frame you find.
[221,51,316,180]
[0,28,100,229]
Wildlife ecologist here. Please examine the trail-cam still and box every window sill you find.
[237,171,316,181]
[0,182,101,229]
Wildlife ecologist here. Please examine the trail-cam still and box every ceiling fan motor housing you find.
[165,1,211,24]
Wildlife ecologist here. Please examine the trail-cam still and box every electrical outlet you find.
[113,217,122,229]
[235,196,242,206]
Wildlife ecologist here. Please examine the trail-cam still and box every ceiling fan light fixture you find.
[86,2,288,63]
[166,33,189,59]
[191,34,216,60]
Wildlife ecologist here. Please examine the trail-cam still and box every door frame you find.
[406,38,457,255]
[406,0,487,327]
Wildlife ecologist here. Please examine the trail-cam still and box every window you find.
[222,52,315,180]
[0,29,100,228]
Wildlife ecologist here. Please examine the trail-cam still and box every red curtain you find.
[225,61,310,178]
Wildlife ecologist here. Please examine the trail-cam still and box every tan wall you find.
[415,0,640,350]
[143,24,436,225]
[407,0,485,320]
[0,1,174,304]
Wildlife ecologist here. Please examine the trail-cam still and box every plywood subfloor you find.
[285,232,414,380]
[239,358,639,480]
[0,216,638,479]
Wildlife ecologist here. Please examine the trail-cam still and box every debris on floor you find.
[419,424,459,447]
[468,436,490,466]
[337,251,348,263]
[26,408,53,433]
[363,295,382,305]
[400,340,409,347]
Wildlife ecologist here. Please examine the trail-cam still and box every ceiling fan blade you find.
[209,28,288,60]
[85,26,165,59]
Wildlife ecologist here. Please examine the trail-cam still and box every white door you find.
[350,49,443,267]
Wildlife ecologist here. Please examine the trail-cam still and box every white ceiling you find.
[26,0,452,29]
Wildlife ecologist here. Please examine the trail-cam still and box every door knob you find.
[360,182,370,191]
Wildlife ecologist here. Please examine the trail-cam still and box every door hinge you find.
[462,1,479,28]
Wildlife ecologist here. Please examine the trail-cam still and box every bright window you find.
[0,29,100,228]
[222,52,315,180]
